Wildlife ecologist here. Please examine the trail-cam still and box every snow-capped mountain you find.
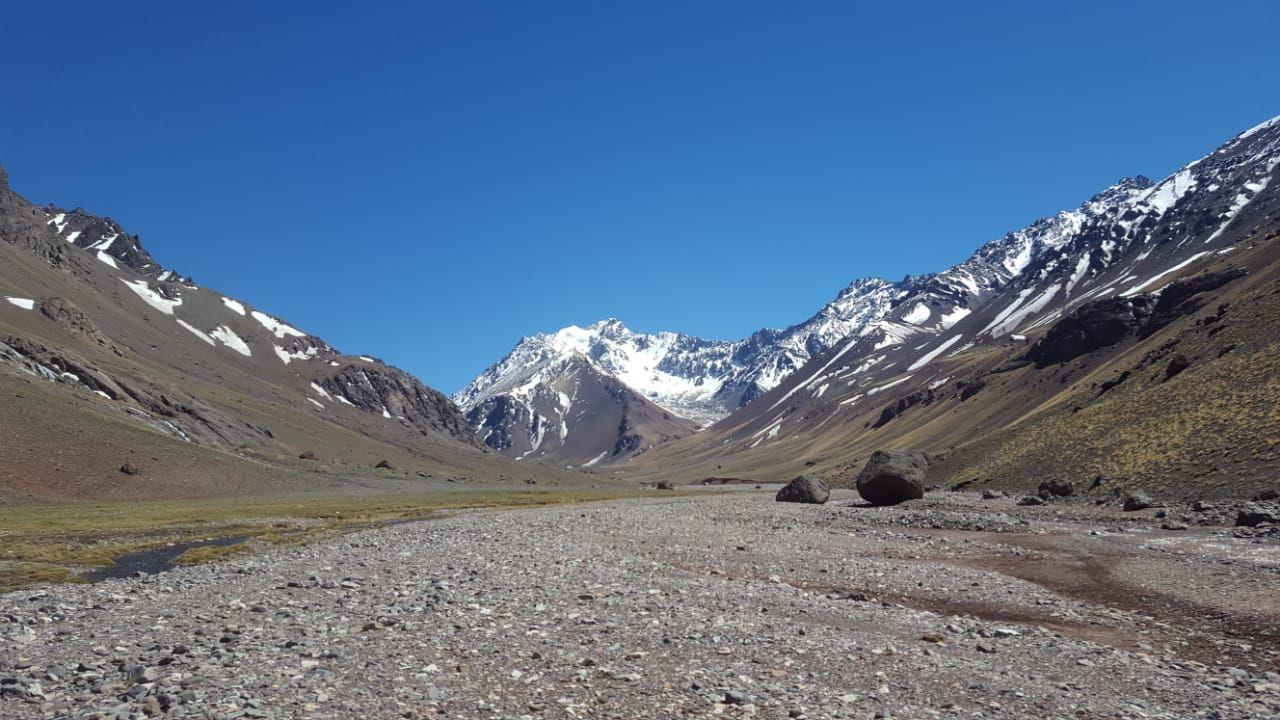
[457,170,1162,464]
[0,166,499,491]
[626,113,1280,487]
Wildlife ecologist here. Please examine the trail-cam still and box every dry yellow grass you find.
[175,543,252,566]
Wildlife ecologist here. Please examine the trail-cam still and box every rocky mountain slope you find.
[0,167,580,502]
[623,115,1280,500]
[461,119,1279,469]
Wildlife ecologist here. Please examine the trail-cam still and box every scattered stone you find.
[119,463,139,475]
[981,489,1006,500]
[1017,496,1045,506]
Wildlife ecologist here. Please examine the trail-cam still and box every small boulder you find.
[855,450,928,505]
[1122,492,1158,512]
[1236,503,1278,527]
[1253,488,1279,502]
[374,460,393,470]
[1037,479,1074,498]
[982,489,1006,500]
[119,463,139,476]
[1017,496,1045,506]
[1164,354,1191,380]
[775,476,830,504]
[298,451,316,460]
[655,480,675,491]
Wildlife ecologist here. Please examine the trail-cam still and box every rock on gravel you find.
[775,476,830,504]
[855,449,929,505]
[1123,491,1159,511]
[1236,503,1278,527]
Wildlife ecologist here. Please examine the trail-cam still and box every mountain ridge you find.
[454,169,1173,465]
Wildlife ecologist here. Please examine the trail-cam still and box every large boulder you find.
[775,476,830,504]
[855,450,929,506]
[1236,503,1278,527]
[1122,492,1158,511]
[1038,479,1074,498]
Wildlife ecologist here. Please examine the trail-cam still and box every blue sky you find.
[2,2,1276,393]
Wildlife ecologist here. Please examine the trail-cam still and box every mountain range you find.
[455,116,1280,484]
[3,115,1278,502]
[0,167,580,503]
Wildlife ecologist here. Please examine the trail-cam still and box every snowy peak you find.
[458,114,1280,466]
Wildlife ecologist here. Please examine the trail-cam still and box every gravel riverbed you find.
[3,491,1279,719]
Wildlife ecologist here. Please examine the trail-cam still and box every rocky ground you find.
[2,490,1279,719]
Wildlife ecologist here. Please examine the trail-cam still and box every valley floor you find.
[2,491,1278,719]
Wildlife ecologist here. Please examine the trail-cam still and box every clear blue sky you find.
[2,2,1276,393]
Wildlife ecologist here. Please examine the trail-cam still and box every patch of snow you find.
[273,344,317,364]
[927,376,950,390]
[1235,114,1280,141]
[5,297,35,310]
[307,398,325,410]
[252,310,306,339]
[1120,252,1210,297]
[358,355,375,363]
[176,319,215,346]
[47,213,67,233]
[867,375,914,396]
[907,335,963,371]
[765,337,864,413]
[989,283,1061,338]
[65,230,82,244]
[210,326,252,356]
[121,279,182,315]
[96,252,119,269]
[583,451,609,468]
[938,306,971,329]
[1141,167,1197,215]
[902,303,931,325]
[222,297,247,315]
[1065,254,1092,295]
[381,406,392,419]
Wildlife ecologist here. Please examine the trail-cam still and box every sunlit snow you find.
[211,326,252,356]
[121,279,182,315]
[252,310,306,339]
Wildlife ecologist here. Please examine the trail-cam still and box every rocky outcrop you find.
[317,364,474,443]
[1028,270,1247,367]
[855,450,929,505]
[38,297,119,353]
[114,376,276,448]
[775,476,830,504]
